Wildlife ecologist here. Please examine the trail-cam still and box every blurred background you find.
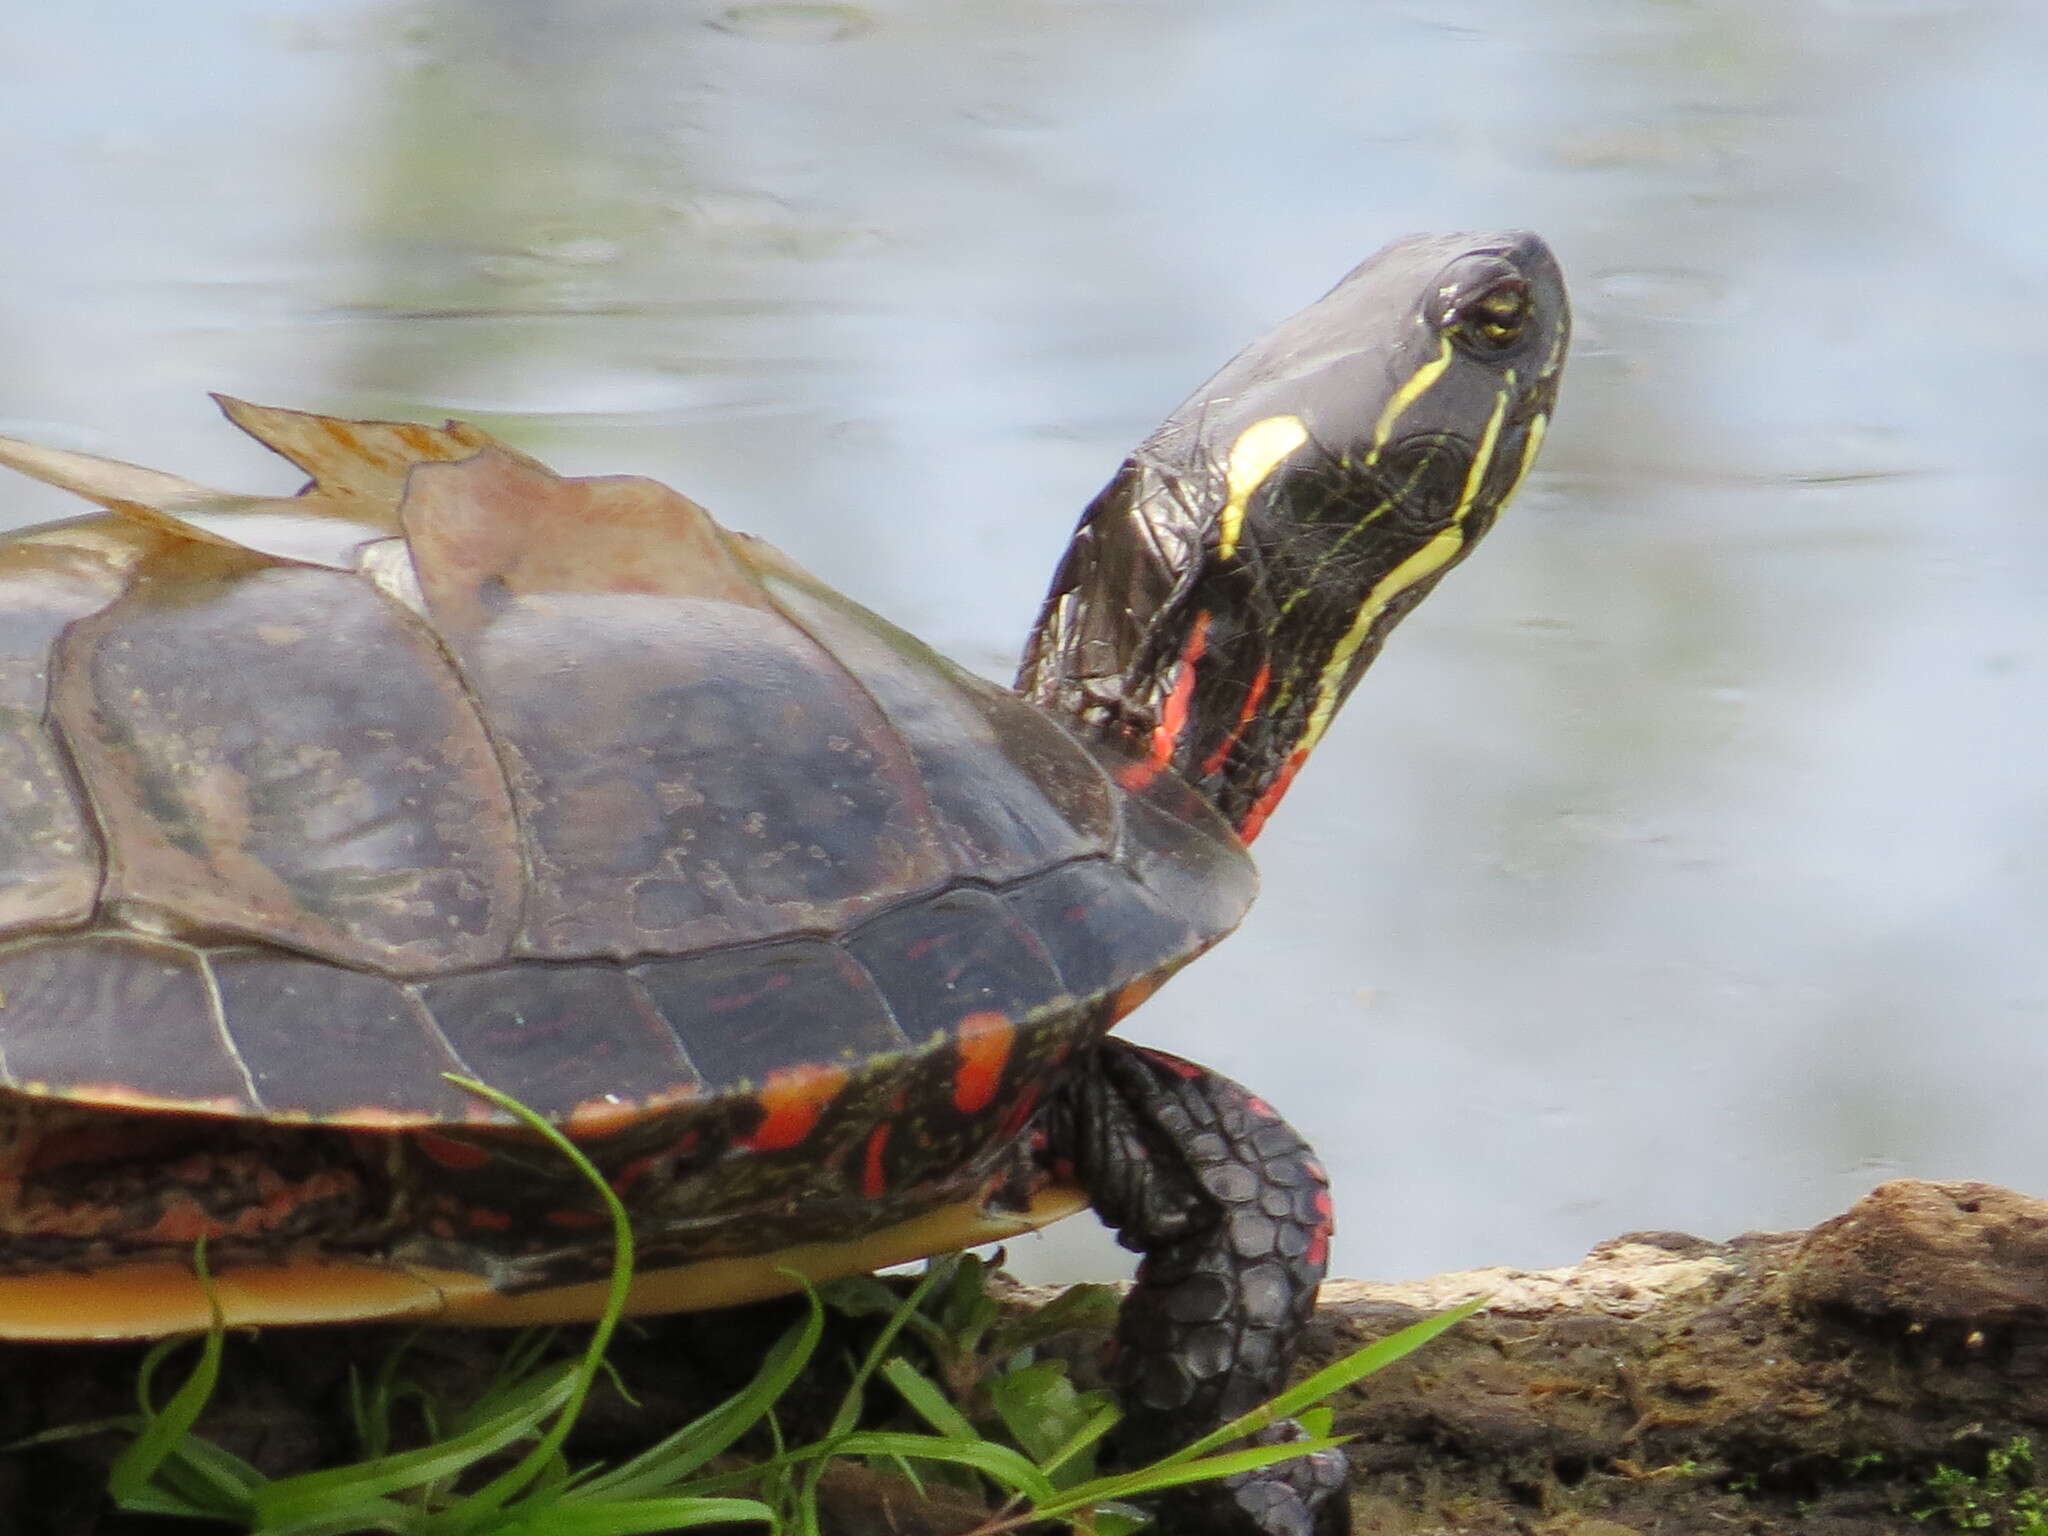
[1,0,2042,1287]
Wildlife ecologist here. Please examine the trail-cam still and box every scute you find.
[0,535,136,936]
[210,950,475,1123]
[413,964,699,1119]
[631,938,910,1087]
[0,936,254,1114]
[51,545,523,975]
[754,556,1121,881]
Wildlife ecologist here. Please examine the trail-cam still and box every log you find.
[4,1179,2045,1534]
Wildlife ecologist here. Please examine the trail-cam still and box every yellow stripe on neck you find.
[1216,414,1309,560]
[1296,525,1466,758]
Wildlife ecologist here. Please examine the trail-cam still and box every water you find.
[1,0,2042,1286]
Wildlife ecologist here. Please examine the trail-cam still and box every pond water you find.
[1,0,2042,1286]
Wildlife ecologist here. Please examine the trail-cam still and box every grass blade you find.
[107,1241,240,1516]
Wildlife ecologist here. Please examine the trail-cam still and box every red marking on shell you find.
[1245,1095,1275,1118]
[1235,745,1307,843]
[25,1120,191,1174]
[414,1131,490,1170]
[710,972,791,1013]
[546,1208,605,1229]
[137,1199,223,1246]
[995,1083,1042,1141]
[738,1064,850,1152]
[1200,659,1272,779]
[861,1121,893,1199]
[1108,974,1164,1022]
[466,1208,514,1231]
[610,1151,663,1197]
[951,1011,1014,1115]
[563,1098,646,1138]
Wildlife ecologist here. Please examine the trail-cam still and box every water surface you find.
[1,0,2042,1284]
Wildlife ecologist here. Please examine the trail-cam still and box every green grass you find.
[40,1076,1478,1534]
[1914,1438,2048,1534]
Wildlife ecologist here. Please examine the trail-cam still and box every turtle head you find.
[1017,230,1569,840]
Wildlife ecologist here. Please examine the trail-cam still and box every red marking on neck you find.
[1200,659,1271,779]
[1235,747,1307,843]
[1147,611,1211,771]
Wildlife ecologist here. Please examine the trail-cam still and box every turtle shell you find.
[0,401,1253,1335]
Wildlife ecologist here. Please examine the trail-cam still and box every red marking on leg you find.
[952,1011,1014,1114]
[738,1064,850,1151]
[546,1208,605,1229]
[861,1121,893,1199]
[1200,659,1272,779]
[466,1207,513,1232]
[1133,1046,1203,1080]
[1235,747,1308,843]
[1306,1188,1335,1267]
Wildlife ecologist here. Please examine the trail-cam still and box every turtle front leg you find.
[1048,1040,1347,1536]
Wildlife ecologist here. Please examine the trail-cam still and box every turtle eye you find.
[1432,256,1532,357]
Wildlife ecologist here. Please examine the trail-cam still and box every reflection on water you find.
[1,0,2043,1285]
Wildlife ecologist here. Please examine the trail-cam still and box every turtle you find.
[0,230,1566,1535]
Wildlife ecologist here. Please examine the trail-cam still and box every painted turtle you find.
[0,231,1566,1534]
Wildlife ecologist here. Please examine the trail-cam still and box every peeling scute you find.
[749,547,1118,883]
[400,451,952,959]
[0,433,389,570]
[0,536,138,936]
[215,395,507,513]
[52,545,522,976]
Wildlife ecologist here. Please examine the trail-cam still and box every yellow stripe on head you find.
[1501,411,1548,503]
[1295,524,1466,758]
[1216,414,1309,560]
[1450,381,1512,526]
[1364,335,1454,466]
